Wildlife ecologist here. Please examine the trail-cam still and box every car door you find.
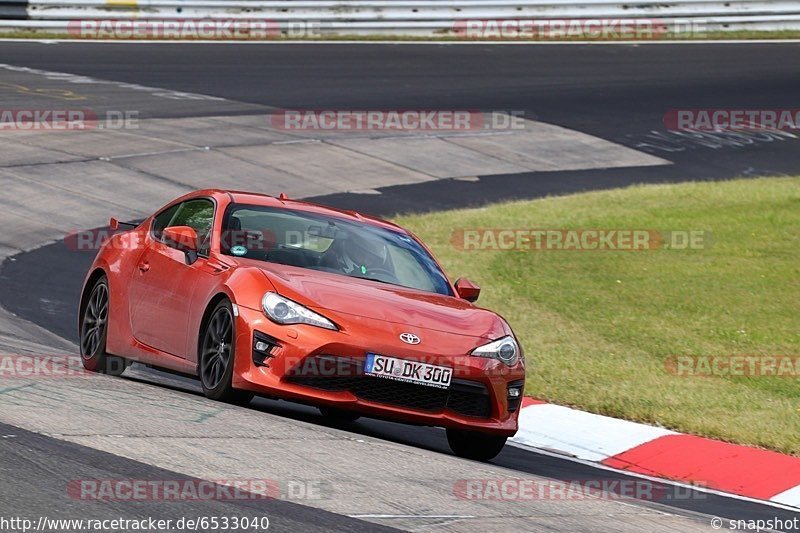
[128,198,216,357]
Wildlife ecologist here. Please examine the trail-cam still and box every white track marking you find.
[770,485,800,508]
[514,403,675,462]
[0,62,224,101]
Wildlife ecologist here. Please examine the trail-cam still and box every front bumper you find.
[231,305,525,436]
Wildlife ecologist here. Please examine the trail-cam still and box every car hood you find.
[253,263,506,339]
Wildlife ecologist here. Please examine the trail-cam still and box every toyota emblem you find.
[399,333,421,345]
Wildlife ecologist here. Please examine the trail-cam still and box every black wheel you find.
[446,428,507,462]
[80,276,126,376]
[319,406,361,423]
[199,300,253,406]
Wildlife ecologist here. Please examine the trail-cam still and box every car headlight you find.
[471,335,520,366]
[261,292,337,330]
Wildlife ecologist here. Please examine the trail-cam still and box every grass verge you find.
[395,177,800,454]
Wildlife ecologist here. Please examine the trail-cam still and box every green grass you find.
[395,177,800,454]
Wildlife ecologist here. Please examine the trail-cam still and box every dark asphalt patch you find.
[0,421,394,532]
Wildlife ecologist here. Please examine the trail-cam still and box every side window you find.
[168,199,215,255]
[151,204,180,242]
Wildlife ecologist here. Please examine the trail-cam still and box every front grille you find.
[286,356,492,418]
[448,382,493,418]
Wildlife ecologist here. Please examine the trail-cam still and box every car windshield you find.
[221,204,453,296]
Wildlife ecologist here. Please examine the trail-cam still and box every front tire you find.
[199,299,253,406]
[80,275,126,376]
[446,428,507,462]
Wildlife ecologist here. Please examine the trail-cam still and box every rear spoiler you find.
[109,217,138,230]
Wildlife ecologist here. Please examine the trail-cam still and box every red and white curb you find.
[511,398,800,509]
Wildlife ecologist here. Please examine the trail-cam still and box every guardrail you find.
[0,0,27,20]
[2,0,799,36]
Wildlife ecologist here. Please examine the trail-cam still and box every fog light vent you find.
[507,380,525,412]
[253,331,279,367]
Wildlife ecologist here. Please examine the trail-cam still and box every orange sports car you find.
[79,189,526,460]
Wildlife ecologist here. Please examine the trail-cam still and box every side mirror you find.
[454,277,480,303]
[162,226,199,264]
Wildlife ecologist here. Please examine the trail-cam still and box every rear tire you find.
[319,406,361,423]
[80,275,127,376]
[446,428,507,462]
[199,299,254,406]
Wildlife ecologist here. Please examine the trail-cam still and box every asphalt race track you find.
[1,41,800,531]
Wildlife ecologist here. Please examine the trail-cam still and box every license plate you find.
[364,353,452,389]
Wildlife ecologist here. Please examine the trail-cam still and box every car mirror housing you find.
[163,226,199,251]
[163,226,200,264]
[454,277,480,302]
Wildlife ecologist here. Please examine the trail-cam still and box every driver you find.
[326,231,389,276]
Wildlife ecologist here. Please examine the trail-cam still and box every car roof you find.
[196,189,407,234]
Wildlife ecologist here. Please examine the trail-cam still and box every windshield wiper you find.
[349,275,394,286]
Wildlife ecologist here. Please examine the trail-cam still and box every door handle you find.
[138,262,150,273]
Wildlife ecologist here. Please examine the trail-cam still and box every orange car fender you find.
[183,266,276,365]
